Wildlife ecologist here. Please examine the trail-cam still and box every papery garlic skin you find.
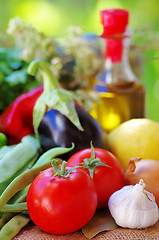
[108,179,159,229]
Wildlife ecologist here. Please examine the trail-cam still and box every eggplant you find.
[38,105,106,159]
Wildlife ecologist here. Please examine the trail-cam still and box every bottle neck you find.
[105,35,138,93]
[94,33,139,94]
[105,37,123,62]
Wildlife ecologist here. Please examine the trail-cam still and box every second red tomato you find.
[67,147,125,209]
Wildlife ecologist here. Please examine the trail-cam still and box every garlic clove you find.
[108,179,159,229]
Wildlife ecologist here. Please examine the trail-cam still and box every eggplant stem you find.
[28,60,60,91]
[28,60,83,132]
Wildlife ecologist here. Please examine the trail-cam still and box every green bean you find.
[0,135,40,184]
[0,145,16,160]
[0,153,39,196]
[0,190,28,229]
[0,202,27,212]
[0,214,30,240]
[33,142,74,168]
[0,213,14,230]
[0,161,51,210]
[9,186,29,205]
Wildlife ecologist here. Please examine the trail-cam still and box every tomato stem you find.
[51,160,65,177]
[52,159,81,177]
[61,161,67,176]
[81,142,110,178]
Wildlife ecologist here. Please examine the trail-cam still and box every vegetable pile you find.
[0,57,119,238]
[0,17,159,240]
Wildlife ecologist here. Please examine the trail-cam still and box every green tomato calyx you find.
[51,159,81,178]
[81,142,110,178]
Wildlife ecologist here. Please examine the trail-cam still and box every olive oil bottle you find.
[89,9,146,132]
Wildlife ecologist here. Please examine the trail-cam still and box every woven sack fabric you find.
[13,220,159,240]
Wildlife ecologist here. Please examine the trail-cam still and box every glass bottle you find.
[89,9,146,132]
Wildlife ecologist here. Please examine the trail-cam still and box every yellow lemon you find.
[108,118,159,171]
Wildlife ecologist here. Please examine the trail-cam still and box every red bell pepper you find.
[0,86,43,145]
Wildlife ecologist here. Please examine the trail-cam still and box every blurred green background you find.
[0,0,159,121]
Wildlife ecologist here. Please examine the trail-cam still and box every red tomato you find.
[27,166,97,235]
[67,147,125,209]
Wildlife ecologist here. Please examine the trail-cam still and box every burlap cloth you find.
[13,220,159,240]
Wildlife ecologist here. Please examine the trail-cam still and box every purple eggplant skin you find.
[38,105,106,159]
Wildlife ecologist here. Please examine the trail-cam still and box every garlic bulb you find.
[108,179,159,229]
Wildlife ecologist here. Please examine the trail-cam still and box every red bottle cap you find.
[100,9,129,37]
